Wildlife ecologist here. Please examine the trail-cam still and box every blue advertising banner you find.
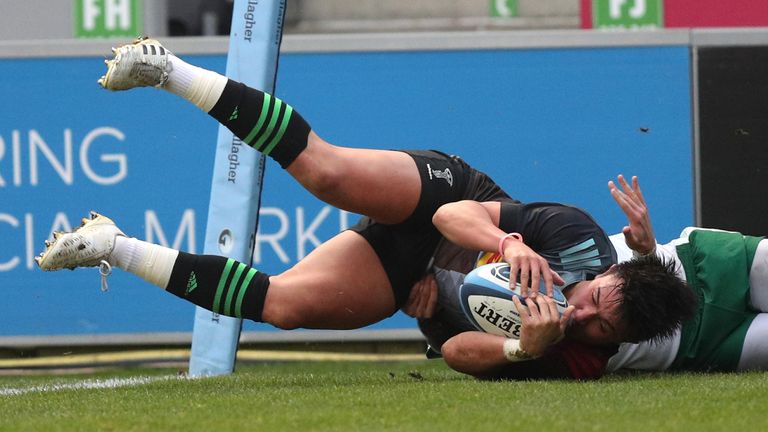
[0,44,693,337]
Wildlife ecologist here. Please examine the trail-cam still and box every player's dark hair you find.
[613,254,698,343]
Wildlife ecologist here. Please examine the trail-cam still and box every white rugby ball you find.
[459,262,568,339]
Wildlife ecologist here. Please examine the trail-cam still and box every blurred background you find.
[5,0,768,39]
[2,0,579,39]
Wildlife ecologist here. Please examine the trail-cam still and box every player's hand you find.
[501,240,564,298]
[402,273,438,319]
[513,296,575,357]
[608,174,657,255]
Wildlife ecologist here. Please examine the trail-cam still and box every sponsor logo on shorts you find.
[426,163,454,187]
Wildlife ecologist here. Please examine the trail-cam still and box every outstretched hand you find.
[608,174,656,255]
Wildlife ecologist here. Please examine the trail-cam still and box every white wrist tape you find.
[502,338,538,362]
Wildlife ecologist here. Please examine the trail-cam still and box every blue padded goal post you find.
[189,0,286,377]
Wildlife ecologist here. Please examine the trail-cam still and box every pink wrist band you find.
[498,232,523,255]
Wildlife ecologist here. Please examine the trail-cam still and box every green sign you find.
[74,0,143,38]
[490,0,518,18]
[593,0,663,29]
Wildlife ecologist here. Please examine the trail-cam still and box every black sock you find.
[208,79,311,168]
[165,252,270,321]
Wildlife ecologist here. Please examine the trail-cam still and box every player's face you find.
[565,272,626,345]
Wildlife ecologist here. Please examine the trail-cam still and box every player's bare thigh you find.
[286,132,421,225]
[262,230,396,330]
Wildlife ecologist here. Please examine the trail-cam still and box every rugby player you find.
[607,176,768,373]
[36,38,695,378]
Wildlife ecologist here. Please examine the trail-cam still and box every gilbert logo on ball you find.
[459,263,568,339]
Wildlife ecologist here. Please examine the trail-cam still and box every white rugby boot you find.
[36,211,125,271]
[98,37,172,91]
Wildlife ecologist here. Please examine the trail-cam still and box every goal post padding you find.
[189,0,286,377]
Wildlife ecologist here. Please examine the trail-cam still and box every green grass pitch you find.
[1,360,767,431]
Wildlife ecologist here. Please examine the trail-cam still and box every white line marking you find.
[0,375,186,397]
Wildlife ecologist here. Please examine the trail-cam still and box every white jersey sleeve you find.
[608,233,687,280]
[606,328,682,372]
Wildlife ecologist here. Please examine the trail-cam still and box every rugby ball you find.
[459,262,568,339]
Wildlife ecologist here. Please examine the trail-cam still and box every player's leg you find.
[36,213,271,320]
[263,230,396,329]
[36,213,397,329]
[99,38,421,224]
[285,136,422,224]
[736,314,768,371]
[165,229,397,329]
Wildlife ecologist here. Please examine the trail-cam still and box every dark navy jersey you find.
[429,201,616,289]
[498,201,617,283]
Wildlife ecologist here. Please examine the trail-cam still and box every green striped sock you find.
[212,259,261,318]
[208,80,311,168]
[167,253,270,321]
